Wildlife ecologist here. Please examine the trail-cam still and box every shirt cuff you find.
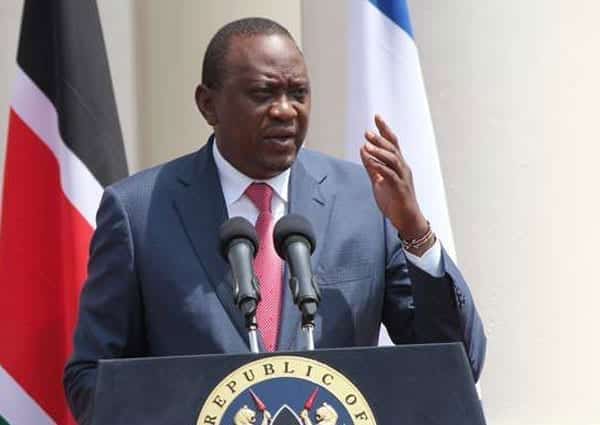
[403,238,444,277]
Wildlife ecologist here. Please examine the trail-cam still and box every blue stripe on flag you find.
[368,0,413,37]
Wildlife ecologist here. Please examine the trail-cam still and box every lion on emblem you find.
[300,402,338,425]
[233,405,272,425]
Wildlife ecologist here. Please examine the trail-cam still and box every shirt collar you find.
[212,139,290,207]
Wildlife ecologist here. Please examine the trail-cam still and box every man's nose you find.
[269,95,298,120]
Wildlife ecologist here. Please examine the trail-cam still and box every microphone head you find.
[273,214,316,258]
[218,217,259,260]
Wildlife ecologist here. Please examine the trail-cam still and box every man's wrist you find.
[394,211,429,241]
[399,220,437,257]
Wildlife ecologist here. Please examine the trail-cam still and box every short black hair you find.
[202,17,298,89]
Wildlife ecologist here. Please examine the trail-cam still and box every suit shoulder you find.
[298,148,370,186]
[105,151,197,205]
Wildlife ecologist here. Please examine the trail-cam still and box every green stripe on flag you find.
[0,414,10,425]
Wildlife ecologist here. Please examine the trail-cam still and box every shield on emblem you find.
[270,405,303,425]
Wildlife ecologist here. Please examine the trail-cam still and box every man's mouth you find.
[263,127,296,140]
[263,136,294,144]
[262,130,296,145]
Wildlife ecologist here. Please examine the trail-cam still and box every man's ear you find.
[195,84,218,126]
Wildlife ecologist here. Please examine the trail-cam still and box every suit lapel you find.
[278,154,334,350]
[171,140,250,349]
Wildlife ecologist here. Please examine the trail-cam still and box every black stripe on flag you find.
[16,0,128,187]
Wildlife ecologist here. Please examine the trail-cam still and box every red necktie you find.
[245,183,283,351]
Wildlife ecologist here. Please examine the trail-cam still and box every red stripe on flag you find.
[0,109,92,425]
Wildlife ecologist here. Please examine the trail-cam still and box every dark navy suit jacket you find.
[64,140,486,423]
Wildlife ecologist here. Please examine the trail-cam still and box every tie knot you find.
[245,182,274,213]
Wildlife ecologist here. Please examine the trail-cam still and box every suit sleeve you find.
[63,187,147,425]
[381,219,486,381]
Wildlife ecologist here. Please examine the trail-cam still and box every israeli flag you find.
[347,0,456,261]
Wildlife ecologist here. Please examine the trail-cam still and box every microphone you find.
[219,217,261,319]
[273,214,321,325]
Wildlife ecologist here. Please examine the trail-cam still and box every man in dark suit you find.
[64,17,485,424]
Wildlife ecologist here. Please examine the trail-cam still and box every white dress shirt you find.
[212,142,443,277]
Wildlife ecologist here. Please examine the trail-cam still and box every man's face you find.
[198,34,311,179]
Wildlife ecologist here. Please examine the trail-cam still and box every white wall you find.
[411,2,599,424]
[303,1,600,424]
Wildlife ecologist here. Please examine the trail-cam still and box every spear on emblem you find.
[300,388,320,425]
[304,387,320,411]
[249,389,266,411]
[248,390,272,424]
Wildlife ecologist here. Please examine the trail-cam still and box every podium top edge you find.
[98,342,465,365]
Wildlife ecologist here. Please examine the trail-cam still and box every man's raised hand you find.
[359,114,429,241]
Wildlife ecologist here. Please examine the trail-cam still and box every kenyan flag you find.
[0,1,128,423]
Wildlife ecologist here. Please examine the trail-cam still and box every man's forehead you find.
[237,69,309,84]
[224,34,307,74]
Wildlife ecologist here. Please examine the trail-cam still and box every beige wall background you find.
[408,2,599,423]
[1,1,599,424]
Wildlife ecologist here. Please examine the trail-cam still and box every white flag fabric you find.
[347,0,456,259]
[346,0,457,344]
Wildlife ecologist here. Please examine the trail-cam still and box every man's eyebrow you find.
[244,78,309,87]
[289,76,309,84]
[240,75,278,84]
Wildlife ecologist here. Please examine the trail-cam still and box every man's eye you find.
[290,88,308,101]
[250,89,272,101]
